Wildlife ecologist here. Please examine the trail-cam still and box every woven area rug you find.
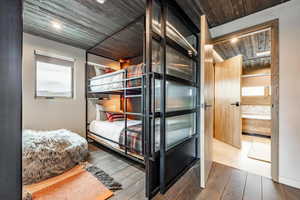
[23,163,122,200]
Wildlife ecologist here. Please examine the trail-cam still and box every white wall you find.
[210,0,300,188]
[22,33,86,137]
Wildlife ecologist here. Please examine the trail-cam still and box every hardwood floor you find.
[213,135,271,178]
[88,143,300,200]
[196,162,300,200]
[88,143,146,200]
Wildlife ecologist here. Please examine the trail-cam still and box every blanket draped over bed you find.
[126,63,144,87]
[119,123,143,155]
[22,129,89,185]
[119,119,193,154]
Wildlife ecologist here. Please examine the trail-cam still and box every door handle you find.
[230,102,240,107]
[202,103,213,109]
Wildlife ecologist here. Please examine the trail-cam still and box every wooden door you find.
[214,55,243,148]
[200,15,214,188]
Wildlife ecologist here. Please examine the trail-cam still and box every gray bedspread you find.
[22,129,88,185]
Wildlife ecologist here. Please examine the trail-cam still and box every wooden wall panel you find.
[242,118,271,136]
[243,67,271,75]
[242,75,271,87]
[241,96,271,105]
[101,95,122,112]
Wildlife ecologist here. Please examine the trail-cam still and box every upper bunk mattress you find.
[89,64,144,93]
[90,70,124,92]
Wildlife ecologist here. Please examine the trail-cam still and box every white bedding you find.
[89,118,194,151]
[89,120,141,148]
[90,70,124,92]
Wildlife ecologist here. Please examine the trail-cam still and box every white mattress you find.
[89,118,194,151]
[90,70,124,92]
[89,120,141,148]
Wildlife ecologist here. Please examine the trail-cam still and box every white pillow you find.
[96,104,107,121]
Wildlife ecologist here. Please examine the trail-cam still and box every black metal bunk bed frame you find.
[85,0,201,198]
[86,62,146,164]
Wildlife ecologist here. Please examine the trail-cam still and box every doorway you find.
[210,20,279,179]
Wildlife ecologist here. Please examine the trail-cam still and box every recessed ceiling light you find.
[230,37,239,43]
[51,21,62,30]
[96,0,106,4]
[256,51,271,57]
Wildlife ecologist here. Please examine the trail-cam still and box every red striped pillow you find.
[105,112,125,122]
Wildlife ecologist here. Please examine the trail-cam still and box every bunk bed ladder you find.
[123,68,145,157]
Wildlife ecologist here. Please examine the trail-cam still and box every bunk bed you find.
[85,0,201,198]
[86,62,197,163]
[86,63,145,162]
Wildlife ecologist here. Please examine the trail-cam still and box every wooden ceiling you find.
[23,0,145,50]
[175,0,289,28]
[23,0,288,60]
[88,17,144,60]
[213,29,271,70]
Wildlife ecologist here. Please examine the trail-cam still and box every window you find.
[35,51,74,98]
[242,86,265,96]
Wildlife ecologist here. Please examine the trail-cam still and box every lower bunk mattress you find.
[89,118,194,156]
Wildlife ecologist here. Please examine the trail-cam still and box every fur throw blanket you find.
[22,129,89,185]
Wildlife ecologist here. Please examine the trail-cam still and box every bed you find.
[22,129,89,185]
[89,117,195,157]
[89,64,143,93]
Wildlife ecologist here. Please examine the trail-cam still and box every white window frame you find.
[34,50,75,99]
[242,86,265,97]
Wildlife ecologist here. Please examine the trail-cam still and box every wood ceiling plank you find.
[231,0,246,18]
[218,0,235,23]
[89,18,144,60]
[239,36,247,59]
[178,0,289,28]
[24,4,103,42]
[23,0,287,55]
[173,0,203,29]
[213,29,271,71]
[23,0,145,49]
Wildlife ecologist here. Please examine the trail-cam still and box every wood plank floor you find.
[88,143,146,200]
[88,143,300,200]
[196,162,300,200]
[213,136,271,178]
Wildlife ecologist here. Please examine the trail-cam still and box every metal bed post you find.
[85,51,88,139]
[124,69,128,155]
[159,0,167,193]
[145,0,156,198]
[142,69,145,155]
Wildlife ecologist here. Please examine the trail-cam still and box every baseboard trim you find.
[242,132,271,138]
[279,177,300,189]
